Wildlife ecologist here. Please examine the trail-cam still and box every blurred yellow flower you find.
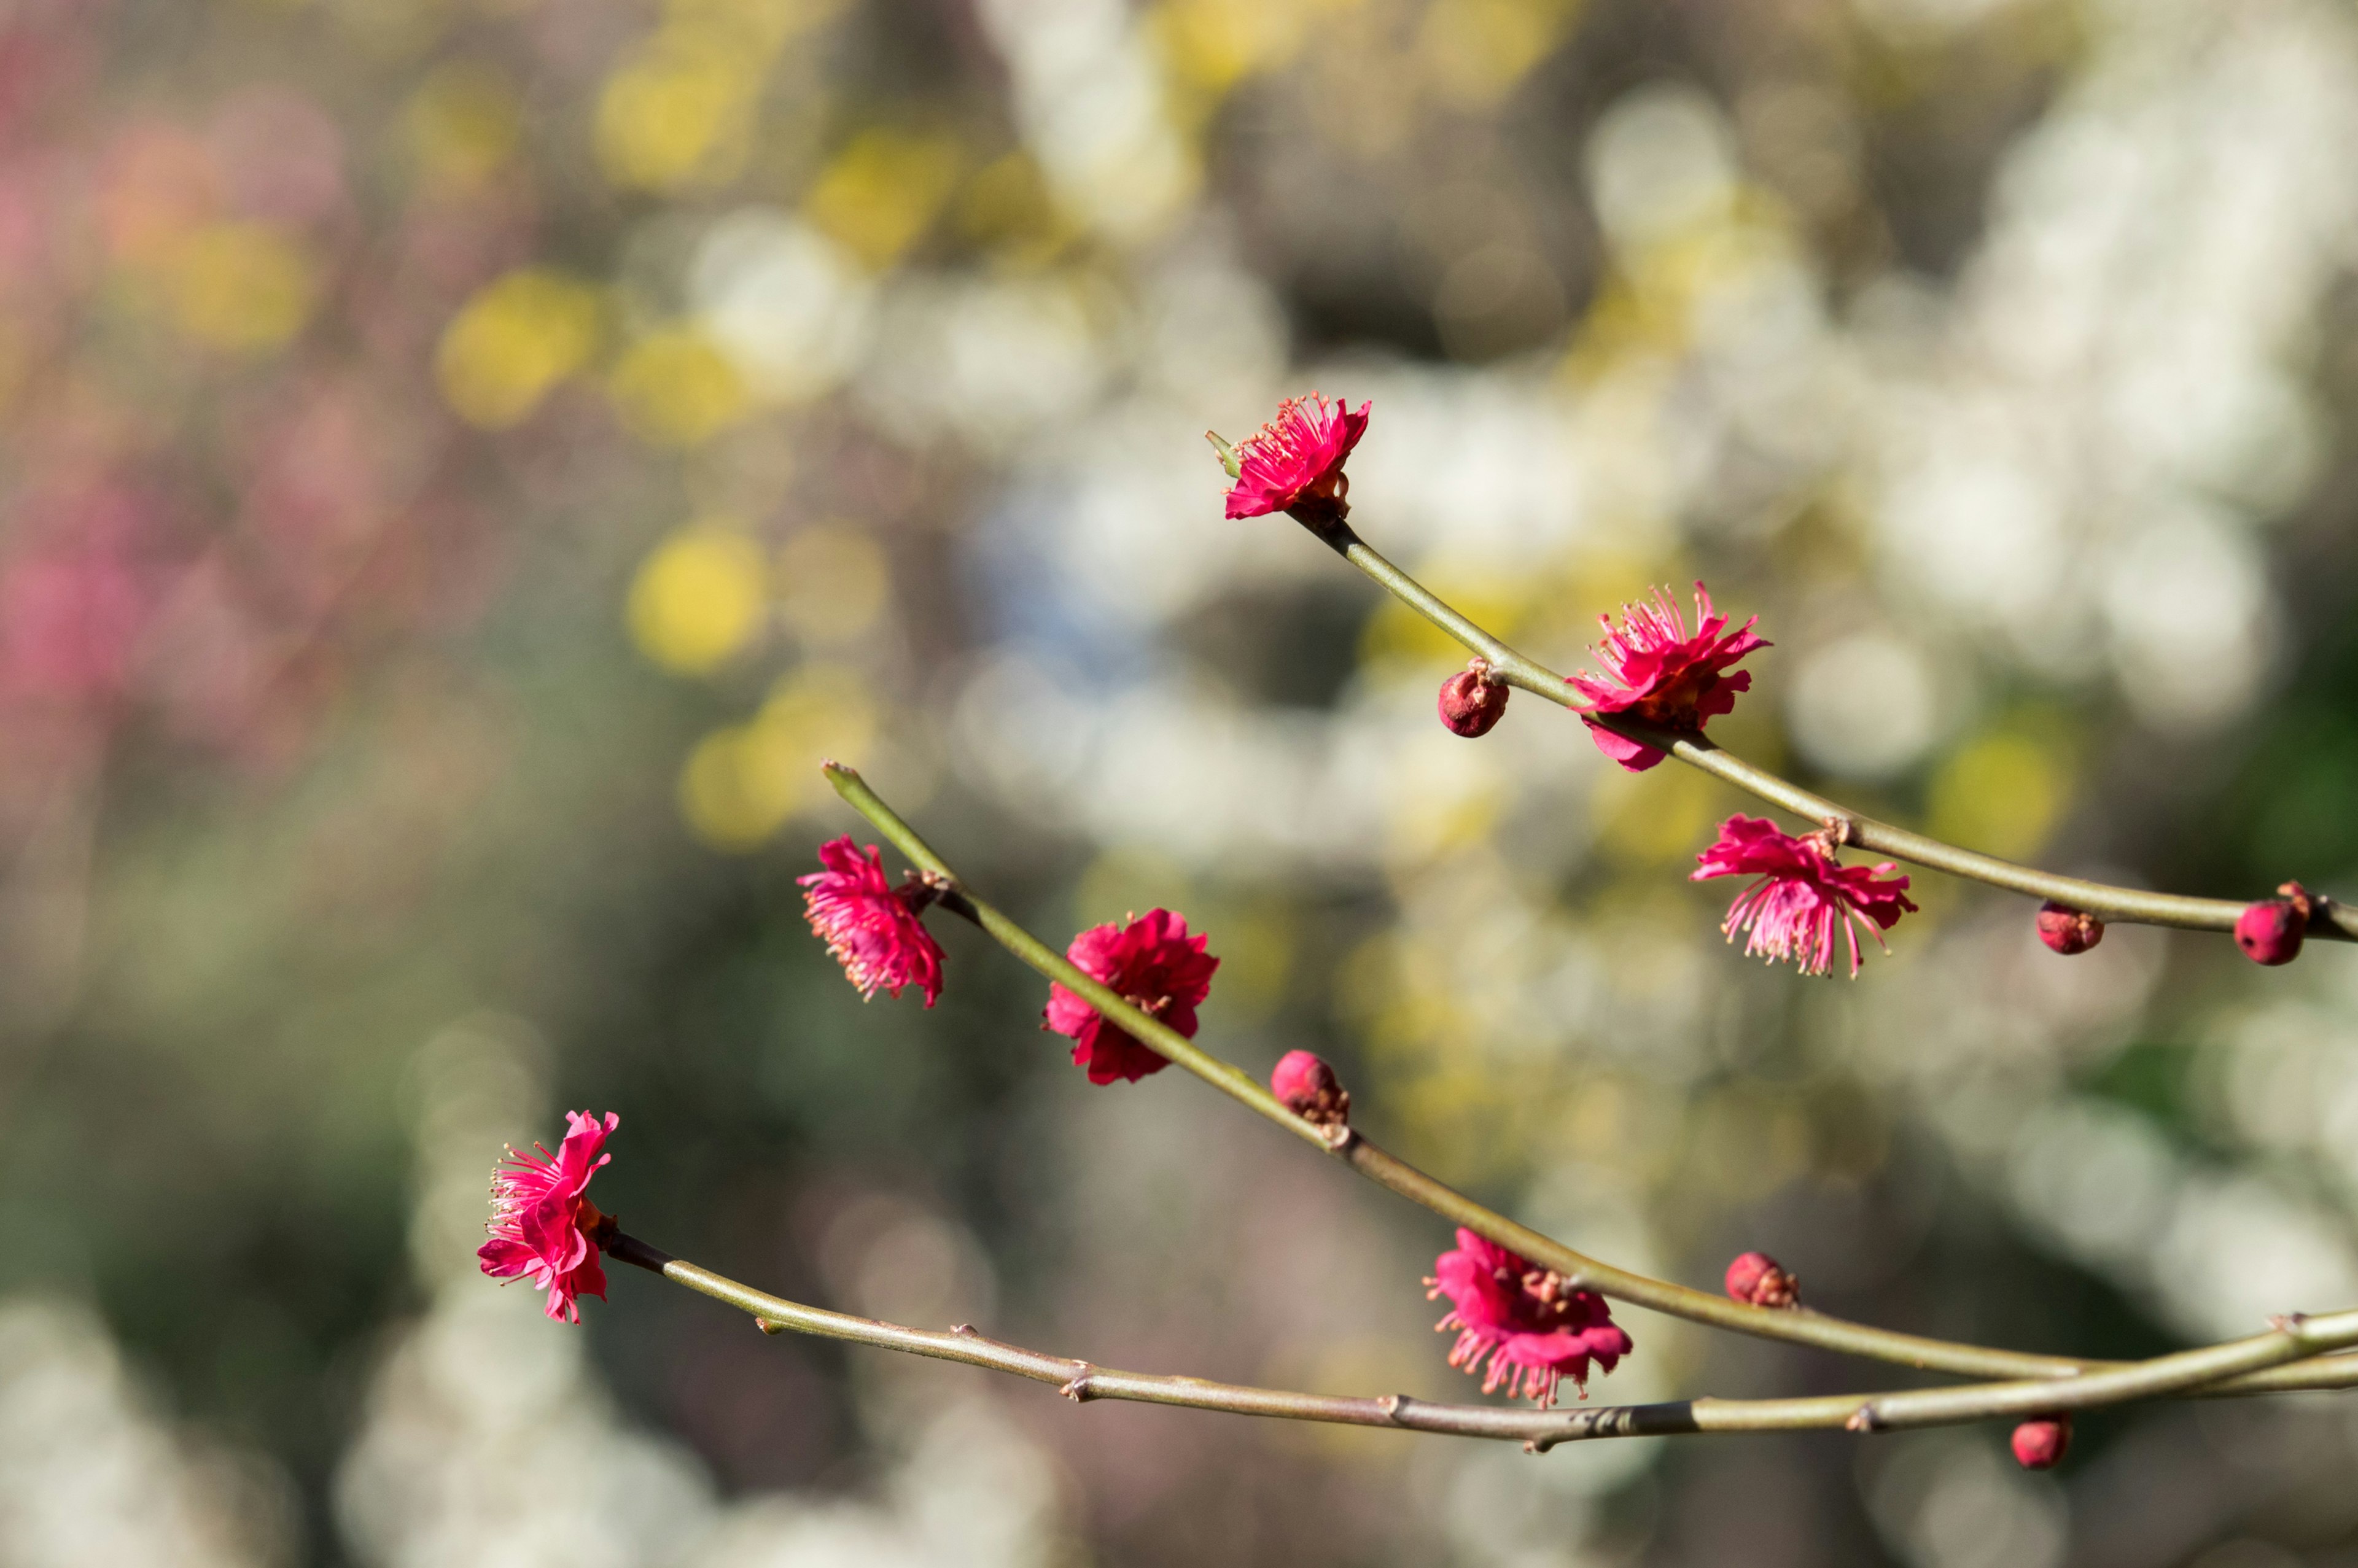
[678,663,876,850]
[403,60,520,191]
[594,37,762,193]
[628,524,769,675]
[776,525,889,644]
[435,268,602,429]
[166,222,316,353]
[607,328,747,448]
[1417,0,1582,108]
[1926,729,2071,862]
[803,130,962,271]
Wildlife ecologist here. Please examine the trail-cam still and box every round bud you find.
[2010,1415,2071,1470]
[2236,882,2312,967]
[1270,1050,1350,1129]
[1724,1250,1800,1308]
[1437,666,1509,739]
[2036,901,2104,956]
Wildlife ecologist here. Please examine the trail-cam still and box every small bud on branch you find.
[2036,901,2104,955]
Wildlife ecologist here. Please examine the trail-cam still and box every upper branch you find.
[1323,524,2354,943]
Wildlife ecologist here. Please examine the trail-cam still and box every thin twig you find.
[1309,521,2352,942]
[819,763,2358,1393]
[605,1233,2358,1448]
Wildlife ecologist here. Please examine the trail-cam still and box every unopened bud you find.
[1724,1251,1800,1308]
[2010,1415,2071,1470]
[2236,881,2312,967]
[1271,1050,1350,1129]
[1204,430,1242,480]
[2035,901,2104,956]
[1438,664,1509,739]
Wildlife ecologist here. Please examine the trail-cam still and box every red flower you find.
[2036,901,2104,956]
[800,837,946,1006]
[1044,909,1218,1085]
[1566,583,1765,771]
[1222,393,1370,527]
[1425,1228,1632,1407]
[478,1111,618,1324]
[1691,815,1917,978]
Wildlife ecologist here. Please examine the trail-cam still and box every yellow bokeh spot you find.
[954,153,1073,268]
[679,663,877,850]
[803,130,963,271]
[607,328,747,448]
[1594,757,1724,866]
[166,223,315,353]
[1417,0,1582,108]
[776,525,889,644]
[628,524,769,675]
[405,60,521,190]
[594,37,761,193]
[435,268,602,429]
[1926,729,2071,863]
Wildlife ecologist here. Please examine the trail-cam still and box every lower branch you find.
[1323,525,2353,943]
[605,1233,2358,1450]
[819,763,2358,1394]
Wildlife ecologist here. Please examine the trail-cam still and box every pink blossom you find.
[478,1110,618,1324]
[1691,815,1917,978]
[1223,393,1370,527]
[1044,909,1218,1085]
[800,837,946,1006]
[1426,1228,1630,1407]
[1565,583,1765,771]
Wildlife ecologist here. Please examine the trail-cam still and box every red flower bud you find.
[1724,1250,1800,1308]
[1437,664,1509,738]
[2235,882,2312,967]
[2010,1415,2071,1470]
[1270,1049,1350,1129]
[2035,901,2104,956]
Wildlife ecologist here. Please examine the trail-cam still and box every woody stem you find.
[1316,522,2354,943]
[604,1232,2358,1447]
[821,762,2358,1392]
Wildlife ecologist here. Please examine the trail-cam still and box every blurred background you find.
[3,0,2358,1562]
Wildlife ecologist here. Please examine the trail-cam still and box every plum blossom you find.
[477,1111,618,1324]
[1044,909,1218,1085]
[1691,815,1917,978]
[1566,582,1765,770]
[801,836,947,1006]
[1426,1228,1630,1407]
[1220,392,1369,527]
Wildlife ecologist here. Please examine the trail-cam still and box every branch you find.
[819,763,2358,1393]
[605,1233,2358,1450]
[1313,521,2353,943]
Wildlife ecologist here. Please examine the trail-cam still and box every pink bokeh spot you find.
[800,837,947,1006]
[477,1110,617,1324]
[1691,815,1918,978]
[1566,582,1766,771]
[1044,909,1218,1085]
[1223,393,1369,526]
[1426,1228,1631,1408]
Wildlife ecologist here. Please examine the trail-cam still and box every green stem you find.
[1320,524,2353,943]
[819,763,2358,1391]
[606,1233,2358,1448]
